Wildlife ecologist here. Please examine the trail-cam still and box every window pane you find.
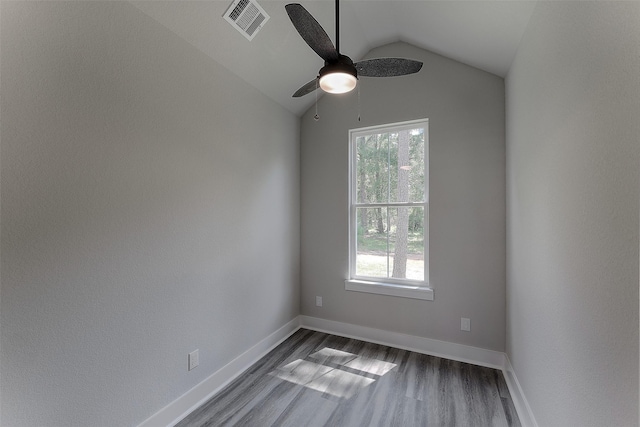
[389,128,425,204]
[356,134,389,204]
[408,128,426,203]
[355,207,388,278]
[388,207,424,281]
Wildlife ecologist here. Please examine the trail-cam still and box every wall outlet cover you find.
[188,349,199,371]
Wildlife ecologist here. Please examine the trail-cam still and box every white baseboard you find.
[138,317,301,427]
[503,354,539,427]
[300,315,506,369]
[139,315,537,427]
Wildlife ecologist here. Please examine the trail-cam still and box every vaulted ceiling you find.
[132,1,537,116]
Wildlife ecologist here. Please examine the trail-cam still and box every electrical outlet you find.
[461,318,471,332]
[188,349,199,371]
[315,296,323,307]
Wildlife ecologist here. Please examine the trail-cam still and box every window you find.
[346,119,432,300]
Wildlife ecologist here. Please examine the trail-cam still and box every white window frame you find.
[345,119,433,301]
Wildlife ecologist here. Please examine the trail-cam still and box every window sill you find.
[345,279,434,301]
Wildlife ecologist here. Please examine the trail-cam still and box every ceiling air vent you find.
[223,0,270,41]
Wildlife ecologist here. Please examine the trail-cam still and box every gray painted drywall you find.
[506,2,639,426]
[1,2,299,426]
[300,42,506,351]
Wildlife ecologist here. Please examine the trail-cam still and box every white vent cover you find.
[223,0,270,41]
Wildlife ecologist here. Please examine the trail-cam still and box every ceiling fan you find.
[285,0,423,97]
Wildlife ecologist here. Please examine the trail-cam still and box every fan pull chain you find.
[357,83,361,121]
[314,79,320,121]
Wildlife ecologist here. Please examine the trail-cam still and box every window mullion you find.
[387,134,391,278]
[354,202,425,208]
[385,207,390,278]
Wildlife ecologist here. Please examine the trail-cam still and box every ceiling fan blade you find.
[293,78,319,97]
[285,4,339,63]
[355,58,423,77]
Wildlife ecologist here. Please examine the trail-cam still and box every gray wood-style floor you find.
[177,329,521,427]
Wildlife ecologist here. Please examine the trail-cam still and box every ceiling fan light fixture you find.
[319,71,357,94]
[318,59,358,94]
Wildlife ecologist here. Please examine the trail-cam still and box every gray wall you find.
[506,2,639,426]
[300,42,506,352]
[1,2,300,426]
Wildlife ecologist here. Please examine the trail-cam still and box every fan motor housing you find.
[320,54,358,80]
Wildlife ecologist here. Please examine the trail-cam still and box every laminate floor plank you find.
[195,373,284,426]
[271,387,339,427]
[223,380,309,426]
[176,329,521,427]
[494,369,512,399]
[500,397,522,427]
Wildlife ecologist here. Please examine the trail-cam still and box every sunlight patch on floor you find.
[269,347,397,399]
